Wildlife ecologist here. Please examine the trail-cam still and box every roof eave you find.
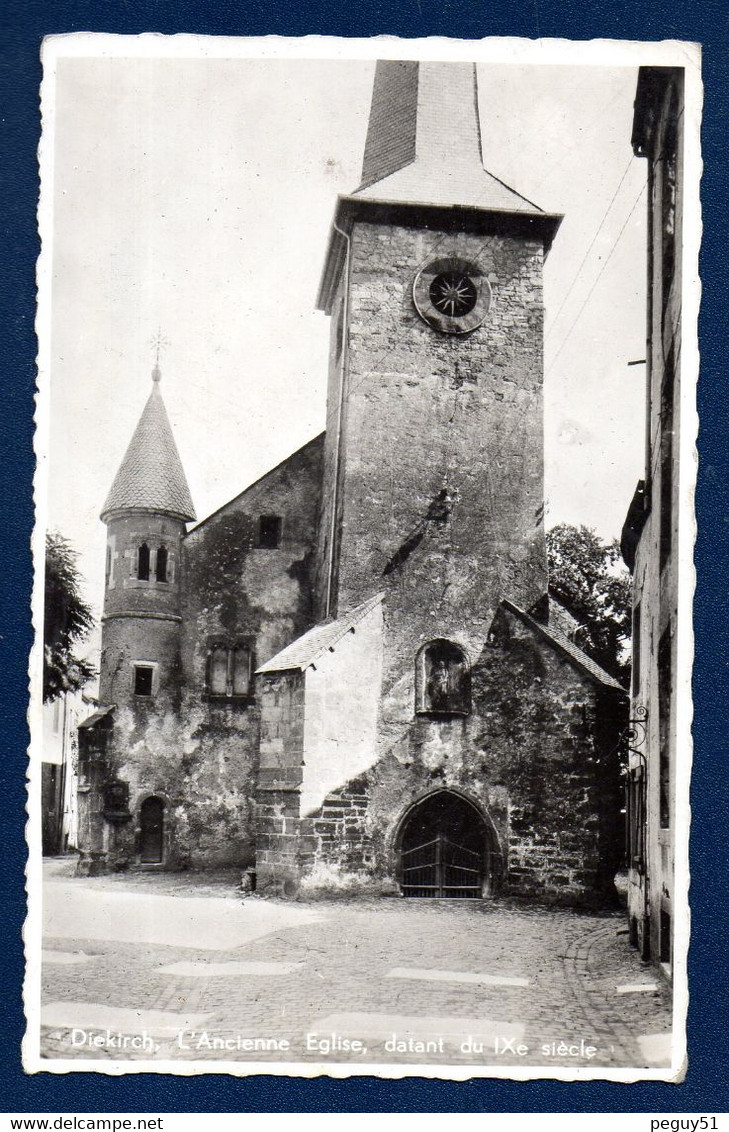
[501,598,626,694]
[316,194,563,314]
[100,504,196,525]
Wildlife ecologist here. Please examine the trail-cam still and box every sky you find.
[43,48,649,635]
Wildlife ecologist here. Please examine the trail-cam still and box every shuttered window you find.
[208,645,252,699]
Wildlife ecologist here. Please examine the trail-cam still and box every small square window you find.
[134,665,154,697]
[256,515,282,549]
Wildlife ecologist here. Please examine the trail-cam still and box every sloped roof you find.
[501,599,626,692]
[101,378,196,523]
[256,593,384,675]
[78,705,115,730]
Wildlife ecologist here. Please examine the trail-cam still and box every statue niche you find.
[416,639,471,716]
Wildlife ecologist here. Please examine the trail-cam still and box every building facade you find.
[42,690,93,855]
[621,66,684,978]
[78,61,627,904]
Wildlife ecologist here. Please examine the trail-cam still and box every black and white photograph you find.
[26,35,699,1080]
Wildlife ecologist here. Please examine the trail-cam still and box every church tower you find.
[315,61,562,661]
[99,364,195,714]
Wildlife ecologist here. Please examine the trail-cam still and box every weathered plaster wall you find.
[183,434,324,674]
[299,600,383,816]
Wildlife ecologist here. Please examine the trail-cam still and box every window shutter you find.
[232,647,251,697]
[209,648,228,696]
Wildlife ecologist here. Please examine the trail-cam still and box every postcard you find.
[25,33,700,1080]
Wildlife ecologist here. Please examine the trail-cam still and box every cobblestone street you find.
[38,861,673,1073]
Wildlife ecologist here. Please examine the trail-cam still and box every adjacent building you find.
[78,61,628,903]
[621,66,684,978]
[42,689,94,855]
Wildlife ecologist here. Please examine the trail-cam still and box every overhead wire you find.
[545,154,637,342]
[546,179,647,375]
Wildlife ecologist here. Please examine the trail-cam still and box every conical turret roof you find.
[101,370,196,523]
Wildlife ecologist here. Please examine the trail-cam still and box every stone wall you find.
[319,221,547,650]
[256,671,306,894]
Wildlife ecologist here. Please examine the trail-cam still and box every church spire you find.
[101,369,196,523]
[354,60,543,215]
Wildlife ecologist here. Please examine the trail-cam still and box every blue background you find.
[2,0,727,1113]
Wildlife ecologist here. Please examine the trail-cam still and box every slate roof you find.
[256,593,384,674]
[501,599,626,692]
[101,379,196,522]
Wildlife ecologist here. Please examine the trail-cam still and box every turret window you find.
[208,644,252,699]
[137,543,151,581]
[133,664,155,697]
[156,546,168,583]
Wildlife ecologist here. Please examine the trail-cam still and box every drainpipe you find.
[324,220,351,621]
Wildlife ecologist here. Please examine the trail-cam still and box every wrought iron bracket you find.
[624,703,648,768]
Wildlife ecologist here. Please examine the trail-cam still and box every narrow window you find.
[156,546,168,583]
[105,545,112,585]
[416,640,471,716]
[627,767,645,873]
[660,909,672,964]
[137,543,151,581]
[209,647,229,697]
[134,665,154,697]
[658,627,672,828]
[632,602,642,696]
[256,515,282,549]
[334,306,345,360]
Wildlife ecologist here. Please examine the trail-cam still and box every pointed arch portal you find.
[396,790,492,898]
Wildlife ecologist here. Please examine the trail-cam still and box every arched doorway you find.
[396,790,491,899]
[139,796,165,863]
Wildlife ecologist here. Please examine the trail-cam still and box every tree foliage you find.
[546,523,632,683]
[44,531,96,702]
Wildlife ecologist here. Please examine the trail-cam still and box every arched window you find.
[137,543,150,581]
[156,546,168,583]
[415,639,470,716]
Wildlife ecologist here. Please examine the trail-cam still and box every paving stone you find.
[38,867,674,1069]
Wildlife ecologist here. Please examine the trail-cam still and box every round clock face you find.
[413,257,491,335]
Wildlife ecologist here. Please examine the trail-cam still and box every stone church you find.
[78,61,627,904]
